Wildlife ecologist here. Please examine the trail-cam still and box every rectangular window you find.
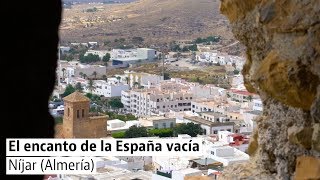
[77,110,80,119]
[82,109,84,118]
[163,123,166,128]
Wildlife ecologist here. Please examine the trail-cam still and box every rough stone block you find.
[294,156,320,180]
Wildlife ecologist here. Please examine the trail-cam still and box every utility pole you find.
[160,46,167,80]
[162,51,165,79]
[57,43,61,87]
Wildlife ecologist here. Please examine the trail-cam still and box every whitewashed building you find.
[242,110,262,132]
[125,71,164,89]
[85,80,129,97]
[121,82,193,116]
[84,50,110,59]
[59,61,106,79]
[182,115,235,135]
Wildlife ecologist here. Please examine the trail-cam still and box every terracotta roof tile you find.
[63,91,90,102]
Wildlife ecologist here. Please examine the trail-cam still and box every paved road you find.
[215,41,240,51]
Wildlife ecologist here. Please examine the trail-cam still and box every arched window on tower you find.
[82,109,84,118]
[68,108,70,117]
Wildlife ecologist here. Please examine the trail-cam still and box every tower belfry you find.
[62,92,109,138]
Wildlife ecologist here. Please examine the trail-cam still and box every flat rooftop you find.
[140,116,176,121]
[73,170,153,180]
[191,158,221,166]
[201,112,228,118]
[184,116,235,127]
[246,110,262,115]
[113,57,142,62]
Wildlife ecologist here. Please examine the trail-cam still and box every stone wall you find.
[78,116,108,138]
[219,0,320,179]
[64,116,108,138]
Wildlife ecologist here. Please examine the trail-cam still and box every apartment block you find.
[121,81,193,116]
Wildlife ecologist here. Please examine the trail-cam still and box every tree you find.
[247,95,253,102]
[195,37,204,44]
[83,74,87,79]
[108,97,124,109]
[102,75,107,82]
[116,76,121,83]
[133,82,140,89]
[102,53,111,63]
[174,122,204,137]
[86,7,97,12]
[92,71,97,79]
[61,84,75,97]
[125,77,129,85]
[233,69,240,75]
[85,93,93,99]
[125,125,149,138]
[189,44,198,51]
[163,72,170,80]
[149,128,173,137]
[61,68,66,79]
[75,82,83,92]
[61,54,73,61]
[182,46,189,52]
[87,79,95,93]
[79,53,100,63]
[79,72,84,78]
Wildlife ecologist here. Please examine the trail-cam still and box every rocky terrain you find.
[219,0,320,179]
[59,0,234,45]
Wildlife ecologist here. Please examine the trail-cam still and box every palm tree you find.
[125,77,129,85]
[83,74,87,79]
[79,72,84,78]
[62,68,66,79]
[87,79,95,93]
[75,82,83,92]
[92,71,97,79]
[116,76,121,83]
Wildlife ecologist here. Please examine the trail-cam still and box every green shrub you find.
[149,128,173,137]
[112,131,125,138]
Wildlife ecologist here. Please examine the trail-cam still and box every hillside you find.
[60,0,235,45]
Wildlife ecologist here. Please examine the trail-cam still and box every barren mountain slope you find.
[60,0,234,44]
